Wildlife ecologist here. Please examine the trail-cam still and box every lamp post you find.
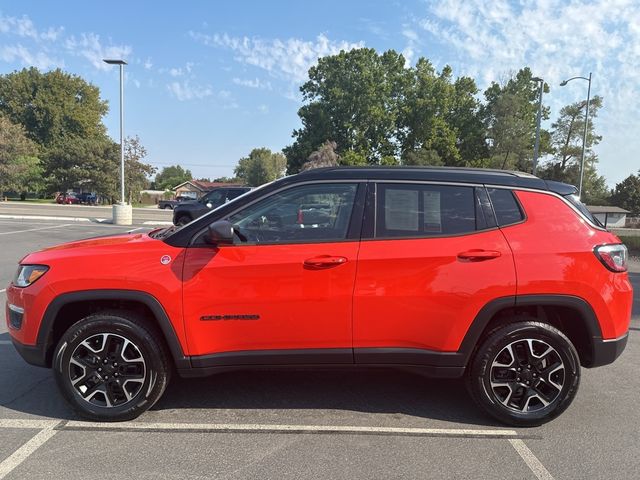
[103,59,132,225]
[531,76,544,175]
[560,72,592,199]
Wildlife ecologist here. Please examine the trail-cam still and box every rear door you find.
[353,182,516,362]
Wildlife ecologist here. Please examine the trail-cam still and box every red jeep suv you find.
[5,167,632,426]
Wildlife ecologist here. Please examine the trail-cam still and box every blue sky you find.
[1,0,638,185]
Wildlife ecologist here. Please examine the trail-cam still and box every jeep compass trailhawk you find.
[5,167,632,425]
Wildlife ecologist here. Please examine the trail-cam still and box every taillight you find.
[594,244,628,272]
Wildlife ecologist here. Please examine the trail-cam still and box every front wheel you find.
[53,311,171,421]
[466,321,580,427]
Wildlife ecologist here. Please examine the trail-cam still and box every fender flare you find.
[38,289,190,369]
[458,294,603,365]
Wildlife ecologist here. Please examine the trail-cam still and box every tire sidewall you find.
[469,322,580,427]
[53,315,166,422]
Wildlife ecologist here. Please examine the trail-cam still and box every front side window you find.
[202,190,225,206]
[375,183,477,238]
[227,183,358,244]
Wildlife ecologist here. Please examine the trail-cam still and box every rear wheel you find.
[53,311,170,421]
[466,321,580,426]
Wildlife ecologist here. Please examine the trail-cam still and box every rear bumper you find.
[10,338,47,368]
[589,333,628,368]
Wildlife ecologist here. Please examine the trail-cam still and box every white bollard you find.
[112,202,133,225]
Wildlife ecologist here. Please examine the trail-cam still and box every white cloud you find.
[414,0,640,184]
[257,104,269,113]
[401,27,419,66]
[167,80,213,101]
[232,77,272,90]
[191,31,364,83]
[65,33,132,70]
[143,57,153,70]
[0,43,62,69]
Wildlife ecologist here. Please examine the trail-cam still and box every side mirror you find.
[204,220,235,245]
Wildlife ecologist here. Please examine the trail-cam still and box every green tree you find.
[482,68,551,171]
[538,96,607,203]
[301,140,339,171]
[154,165,193,190]
[284,48,408,172]
[0,115,41,196]
[284,49,488,173]
[234,148,286,186]
[124,135,156,202]
[610,172,640,214]
[213,176,242,183]
[0,67,108,147]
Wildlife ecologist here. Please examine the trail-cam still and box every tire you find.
[466,321,580,427]
[175,215,191,226]
[53,311,171,422]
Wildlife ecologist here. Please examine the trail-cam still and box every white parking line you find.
[509,438,555,480]
[0,422,59,479]
[0,289,5,294]
[62,421,519,437]
[0,224,72,236]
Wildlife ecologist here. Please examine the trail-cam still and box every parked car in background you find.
[158,195,193,210]
[55,192,80,204]
[172,186,251,225]
[77,192,98,205]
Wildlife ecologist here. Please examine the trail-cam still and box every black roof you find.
[293,166,576,194]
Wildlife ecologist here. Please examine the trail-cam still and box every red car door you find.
[182,182,364,364]
[353,182,516,361]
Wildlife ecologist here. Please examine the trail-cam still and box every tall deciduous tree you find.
[482,68,551,171]
[234,148,286,186]
[0,67,108,147]
[538,96,608,203]
[124,135,156,202]
[0,115,41,196]
[284,49,487,173]
[154,165,193,190]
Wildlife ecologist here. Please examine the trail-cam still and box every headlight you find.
[13,265,49,287]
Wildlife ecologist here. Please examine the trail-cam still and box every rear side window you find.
[487,188,524,226]
[375,183,478,237]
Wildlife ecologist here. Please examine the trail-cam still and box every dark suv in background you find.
[172,186,250,225]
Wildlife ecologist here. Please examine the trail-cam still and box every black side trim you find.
[37,290,189,369]
[354,348,464,368]
[190,348,353,368]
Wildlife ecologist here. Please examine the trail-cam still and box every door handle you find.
[304,255,348,269]
[457,250,502,262]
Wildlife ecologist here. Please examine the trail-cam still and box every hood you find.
[21,232,159,264]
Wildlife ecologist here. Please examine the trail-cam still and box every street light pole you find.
[531,77,544,175]
[560,72,592,199]
[103,59,131,225]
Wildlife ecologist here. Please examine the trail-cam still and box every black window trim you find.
[188,180,368,247]
[363,180,502,241]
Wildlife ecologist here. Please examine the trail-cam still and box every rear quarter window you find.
[487,188,524,226]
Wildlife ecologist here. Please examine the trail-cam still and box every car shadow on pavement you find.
[153,368,501,427]
[1,331,498,427]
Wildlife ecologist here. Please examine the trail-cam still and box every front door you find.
[353,182,516,362]
[182,182,364,364]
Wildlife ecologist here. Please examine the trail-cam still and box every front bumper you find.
[10,337,48,368]
[589,333,628,368]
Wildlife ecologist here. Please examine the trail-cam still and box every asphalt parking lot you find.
[0,217,638,480]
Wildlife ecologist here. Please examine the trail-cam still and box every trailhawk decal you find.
[200,314,260,321]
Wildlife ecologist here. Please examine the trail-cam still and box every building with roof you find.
[587,205,630,228]
[172,180,244,200]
